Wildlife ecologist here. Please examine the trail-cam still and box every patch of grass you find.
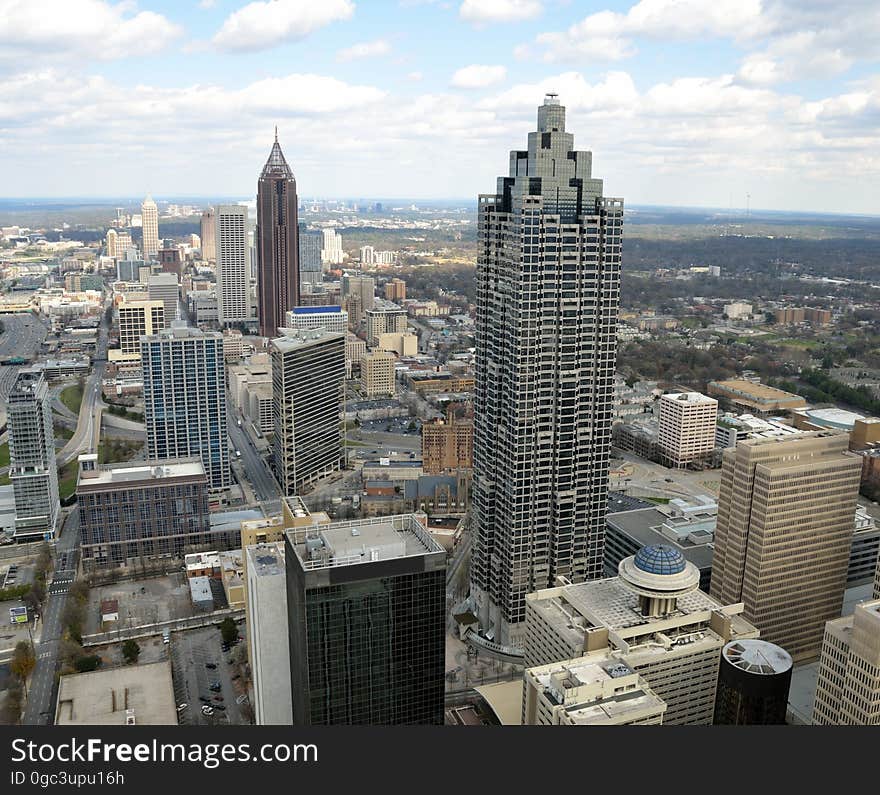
[58,460,78,501]
[53,421,74,441]
[98,439,143,464]
[60,382,84,414]
[644,496,671,504]
[0,442,8,468]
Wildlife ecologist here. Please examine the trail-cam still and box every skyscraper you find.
[256,130,299,338]
[216,204,251,326]
[200,208,216,262]
[147,273,179,328]
[141,194,159,259]
[470,94,624,647]
[270,328,345,495]
[8,370,60,541]
[285,514,447,725]
[298,223,323,288]
[710,431,862,661]
[141,325,230,490]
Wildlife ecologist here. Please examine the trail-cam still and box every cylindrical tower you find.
[713,639,793,725]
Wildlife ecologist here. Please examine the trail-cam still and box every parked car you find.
[205,663,217,669]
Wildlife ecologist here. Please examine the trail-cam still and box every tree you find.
[219,617,238,646]
[0,685,23,725]
[74,655,101,673]
[122,640,140,665]
[10,641,35,684]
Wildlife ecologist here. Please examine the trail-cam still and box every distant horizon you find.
[1,197,879,222]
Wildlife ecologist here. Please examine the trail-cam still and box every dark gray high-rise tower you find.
[257,130,299,338]
[470,95,624,647]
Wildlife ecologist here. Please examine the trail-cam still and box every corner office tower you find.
[470,95,623,647]
[257,130,300,338]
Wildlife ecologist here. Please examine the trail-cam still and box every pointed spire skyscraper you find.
[257,130,299,338]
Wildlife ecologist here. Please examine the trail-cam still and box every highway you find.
[22,508,80,725]
[56,301,110,467]
[226,401,281,502]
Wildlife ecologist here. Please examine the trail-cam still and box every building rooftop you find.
[55,661,177,725]
[287,514,444,571]
[189,575,213,603]
[661,392,717,406]
[245,542,285,578]
[709,379,806,406]
[76,458,206,490]
[722,639,792,675]
[271,327,344,352]
[798,407,865,430]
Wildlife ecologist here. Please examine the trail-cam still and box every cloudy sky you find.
[1,0,878,213]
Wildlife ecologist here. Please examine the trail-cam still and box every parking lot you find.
[85,573,197,635]
[169,623,251,726]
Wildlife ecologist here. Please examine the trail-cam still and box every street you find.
[21,507,81,725]
[226,400,281,502]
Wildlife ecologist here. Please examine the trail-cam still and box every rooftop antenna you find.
[746,193,751,219]
[274,125,278,144]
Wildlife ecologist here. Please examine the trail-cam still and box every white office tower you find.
[106,228,118,259]
[284,306,348,334]
[470,94,624,648]
[147,272,179,328]
[321,228,344,265]
[657,392,718,468]
[216,204,251,326]
[359,245,375,265]
[140,325,230,490]
[141,194,159,258]
[270,328,345,495]
[813,598,880,725]
[8,370,60,541]
[245,542,292,725]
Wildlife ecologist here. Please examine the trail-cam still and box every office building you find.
[245,542,292,725]
[106,228,118,259]
[270,328,345,495]
[342,273,375,313]
[813,598,880,725]
[76,455,216,570]
[216,204,251,326]
[117,299,164,357]
[299,224,323,287]
[141,325,230,490]
[141,195,159,258]
[285,306,348,335]
[147,272,179,327]
[384,278,406,302]
[715,413,801,449]
[8,370,60,541]
[470,95,623,647]
[377,331,417,357]
[257,131,299,338]
[359,245,374,265]
[707,379,806,416]
[321,228,344,265]
[711,431,862,661]
[360,349,396,397]
[723,302,752,320]
[345,334,366,378]
[200,208,216,262]
[285,514,446,724]
[157,247,181,278]
[657,391,718,468]
[522,658,666,725]
[713,639,792,725]
[524,545,759,725]
[365,300,407,346]
[422,407,473,474]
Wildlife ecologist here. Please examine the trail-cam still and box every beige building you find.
[523,657,666,725]
[55,661,177,725]
[711,431,862,662]
[657,391,718,468]
[422,407,473,474]
[813,599,880,725]
[141,194,159,258]
[384,278,406,302]
[523,545,758,725]
[245,381,273,434]
[227,362,272,413]
[378,331,417,357]
[116,298,164,358]
[345,333,366,378]
[360,349,396,397]
[707,379,807,416]
[366,300,407,346]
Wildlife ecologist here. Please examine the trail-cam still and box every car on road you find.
[213,704,226,711]
[176,703,188,712]
[199,696,211,703]
[205,663,217,669]
[213,695,224,702]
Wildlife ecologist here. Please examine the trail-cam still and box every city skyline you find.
[0,1,879,214]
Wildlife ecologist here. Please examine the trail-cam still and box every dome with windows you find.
[633,544,687,576]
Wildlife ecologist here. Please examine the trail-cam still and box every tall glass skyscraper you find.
[285,514,447,725]
[8,370,60,541]
[298,223,323,287]
[256,131,299,338]
[470,95,624,647]
[140,325,230,490]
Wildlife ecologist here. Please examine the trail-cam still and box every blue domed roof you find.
[633,545,686,576]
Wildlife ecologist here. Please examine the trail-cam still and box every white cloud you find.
[451,64,507,89]
[407,71,424,81]
[0,0,182,62]
[337,39,391,62]
[199,0,216,8]
[212,0,354,52]
[459,0,542,24]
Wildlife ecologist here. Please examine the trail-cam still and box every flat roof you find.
[77,459,205,488]
[288,514,444,571]
[606,507,715,569]
[55,661,177,725]
[661,392,717,405]
[709,379,805,404]
[245,542,285,578]
[271,327,344,352]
